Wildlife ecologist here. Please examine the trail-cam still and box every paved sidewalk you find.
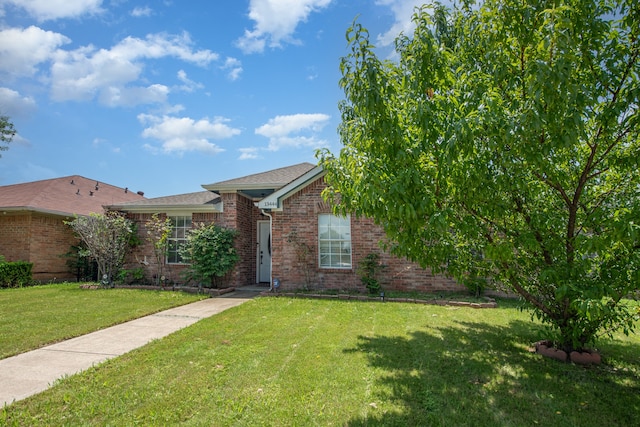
[0,290,257,407]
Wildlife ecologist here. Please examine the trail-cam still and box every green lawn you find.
[2,297,638,426]
[0,283,205,359]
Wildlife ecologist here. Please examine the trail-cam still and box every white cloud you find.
[176,69,203,92]
[2,0,104,21]
[0,87,37,117]
[100,84,169,107]
[255,113,330,151]
[0,26,70,78]
[10,133,30,147]
[238,147,260,160]
[376,0,424,46]
[221,57,243,81]
[236,0,332,54]
[131,6,152,17]
[375,0,430,47]
[110,32,218,66]
[138,114,241,155]
[256,113,330,137]
[49,32,217,105]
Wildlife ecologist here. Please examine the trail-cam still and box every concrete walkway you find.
[0,290,257,407]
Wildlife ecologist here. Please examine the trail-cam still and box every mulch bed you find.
[260,291,498,308]
[79,283,235,297]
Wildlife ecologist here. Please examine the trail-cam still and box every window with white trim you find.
[318,214,352,268]
[167,215,192,264]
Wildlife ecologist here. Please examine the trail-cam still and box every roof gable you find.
[257,166,325,211]
[202,162,316,199]
[0,176,145,216]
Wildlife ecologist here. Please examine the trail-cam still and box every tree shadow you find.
[345,319,640,426]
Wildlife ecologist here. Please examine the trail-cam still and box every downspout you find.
[261,209,274,291]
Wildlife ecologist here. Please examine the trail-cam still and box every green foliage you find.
[179,223,239,288]
[64,243,98,282]
[357,253,384,294]
[116,267,146,285]
[65,212,134,287]
[145,213,172,286]
[0,115,15,158]
[319,0,640,352]
[0,261,33,288]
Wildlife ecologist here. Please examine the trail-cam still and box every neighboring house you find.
[0,176,146,281]
[110,163,464,293]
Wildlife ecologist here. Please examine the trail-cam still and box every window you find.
[318,214,352,268]
[167,215,192,264]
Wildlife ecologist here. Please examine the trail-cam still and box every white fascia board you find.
[257,166,325,211]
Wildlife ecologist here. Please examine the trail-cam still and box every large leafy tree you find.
[319,0,640,353]
[0,116,16,157]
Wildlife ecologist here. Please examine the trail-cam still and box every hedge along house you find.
[110,162,464,294]
[0,176,145,281]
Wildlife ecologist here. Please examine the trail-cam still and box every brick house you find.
[110,163,464,294]
[0,176,145,281]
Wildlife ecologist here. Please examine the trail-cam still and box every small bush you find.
[116,267,146,285]
[179,223,239,288]
[0,261,33,288]
[358,253,384,295]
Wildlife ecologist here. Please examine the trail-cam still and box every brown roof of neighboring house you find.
[202,162,316,198]
[0,175,145,217]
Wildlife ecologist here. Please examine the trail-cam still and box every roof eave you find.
[202,183,287,193]
[0,206,89,217]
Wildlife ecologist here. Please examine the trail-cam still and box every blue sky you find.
[0,0,426,197]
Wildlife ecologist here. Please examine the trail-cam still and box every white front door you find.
[257,221,271,283]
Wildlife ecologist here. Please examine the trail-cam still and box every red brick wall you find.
[270,177,465,294]
[0,212,31,262]
[121,192,262,288]
[0,212,78,281]
[209,193,262,287]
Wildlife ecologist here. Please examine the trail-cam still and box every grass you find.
[2,296,639,426]
[0,283,205,359]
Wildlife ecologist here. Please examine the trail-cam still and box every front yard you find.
[2,295,639,426]
[0,283,205,359]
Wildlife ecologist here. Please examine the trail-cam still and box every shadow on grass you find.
[345,319,640,426]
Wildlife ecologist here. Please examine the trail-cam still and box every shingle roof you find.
[109,163,317,212]
[108,191,220,213]
[202,162,316,191]
[0,175,146,216]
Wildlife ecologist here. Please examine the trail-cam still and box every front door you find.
[257,221,271,283]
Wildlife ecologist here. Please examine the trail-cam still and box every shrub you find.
[357,253,384,295]
[0,261,33,288]
[65,212,134,287]
[116,267,146,285]
[179,223,239,288]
